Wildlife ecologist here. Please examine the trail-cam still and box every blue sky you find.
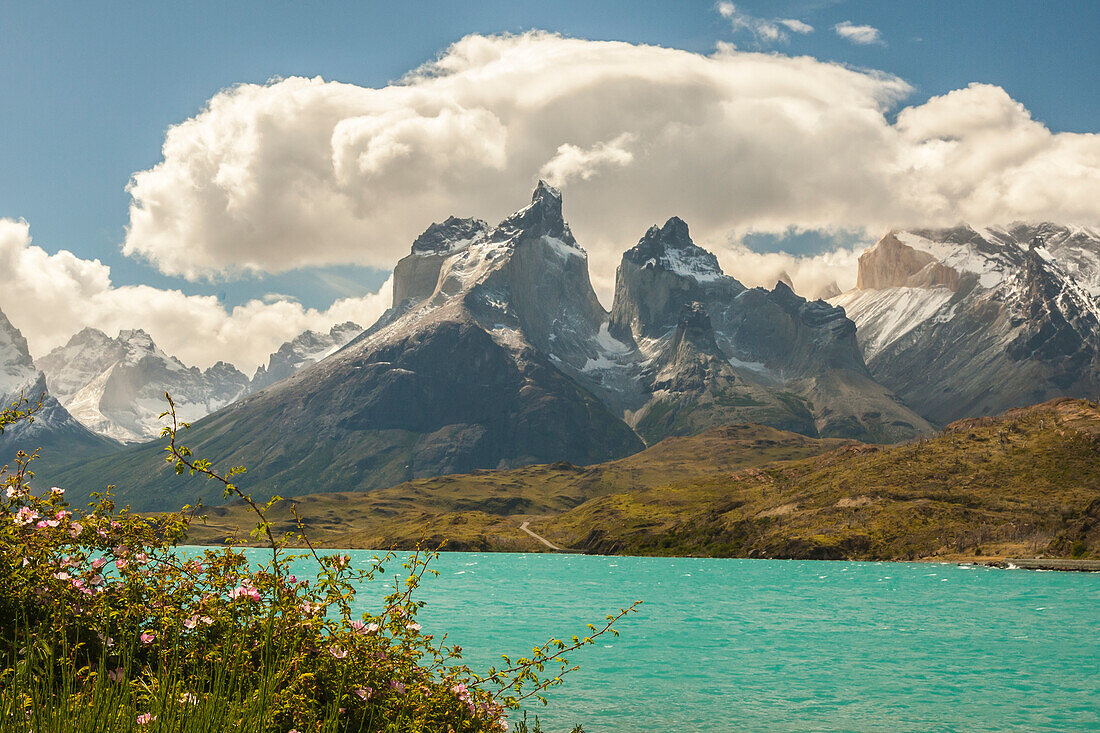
[2,0,1096,310]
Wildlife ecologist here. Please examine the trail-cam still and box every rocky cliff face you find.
[856,232,960,291]
[391,217,488,306]
[608,218,931,443]
[40,329,250,442]
[832,224,1100,424]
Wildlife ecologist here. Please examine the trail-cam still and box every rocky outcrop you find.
[856,232,961,291]
[609,216,735,344]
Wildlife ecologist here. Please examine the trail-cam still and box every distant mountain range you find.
[34,321,363,443]
[2,184,1098,513]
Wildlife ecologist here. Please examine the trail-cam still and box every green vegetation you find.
[195,400,1100,562]
[0,395,637,731]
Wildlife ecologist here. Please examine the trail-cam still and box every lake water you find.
[280,551,1098,732]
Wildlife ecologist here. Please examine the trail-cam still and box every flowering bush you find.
[0,395,638,731]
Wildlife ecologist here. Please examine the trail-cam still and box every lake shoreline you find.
[179,542,1099,571]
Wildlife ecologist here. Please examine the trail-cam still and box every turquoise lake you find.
[276,551,1098,732]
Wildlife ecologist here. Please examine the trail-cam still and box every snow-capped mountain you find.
[831,224,1100,424]
[251,321,362,391]
[39,329,250,443]
[0,308,119,471]
[58,183,931,511]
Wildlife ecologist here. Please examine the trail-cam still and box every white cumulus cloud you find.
[834,21,884,46]
[0,219,390,371]
[117,32,1099,308]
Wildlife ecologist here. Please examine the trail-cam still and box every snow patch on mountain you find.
[832,286,955,359]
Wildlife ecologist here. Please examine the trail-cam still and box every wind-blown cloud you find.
[834,21,884,45]
[716,2,814,44]
[121,32,1099,307]
[0,219,390,370]
[539,133,635,186]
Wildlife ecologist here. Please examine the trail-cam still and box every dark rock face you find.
[609,217,737,344]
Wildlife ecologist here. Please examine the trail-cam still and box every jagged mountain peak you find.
[39,325,249,443]
[623,216,725,283]
[0,308,37,396]
[490,181,576,248]
[410,216,488,255]
[66,326,113,346]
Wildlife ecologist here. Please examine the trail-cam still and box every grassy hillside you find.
[183,424,848,548]
[184,399,1100,560]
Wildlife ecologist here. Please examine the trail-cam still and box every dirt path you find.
[519,520,569,551]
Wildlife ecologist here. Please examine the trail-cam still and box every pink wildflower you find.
[91,558,106,570]
[50,486,64,496]
[354,687,372,700]
[14,507,37,526]
[90,574,105,587]
[329,646,347,659]
[405,622,421,632]
[228,584,261,602]
[389,680,406,694]
[55,510,71,520]
[68,522,83,538]
[52,571,71,581]
[134,551,148,564]
[183,615,199,629]
[116,559,128,570]
[136,713,155,725]
[140,631,155,644]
